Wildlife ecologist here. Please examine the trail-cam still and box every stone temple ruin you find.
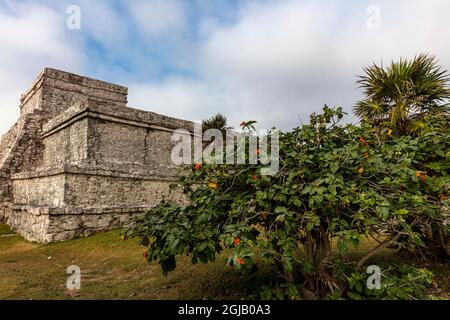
[0,68,192,242]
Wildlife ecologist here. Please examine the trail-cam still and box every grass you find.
[0,224,248,300]
[0,224,448,300]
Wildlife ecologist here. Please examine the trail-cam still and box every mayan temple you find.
[0,68,192,242]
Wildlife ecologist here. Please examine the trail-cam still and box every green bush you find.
[127,106,448,299]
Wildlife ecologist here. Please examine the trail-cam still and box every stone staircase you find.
[0,123,20,169]
[0,110,45,221]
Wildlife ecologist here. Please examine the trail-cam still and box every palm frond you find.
[202,113,232,133]
[354,53,450,134]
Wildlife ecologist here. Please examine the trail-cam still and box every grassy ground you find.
[0,224,247,300]
[0,224,448,299]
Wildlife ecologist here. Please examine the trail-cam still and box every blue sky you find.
[1,0,450,134]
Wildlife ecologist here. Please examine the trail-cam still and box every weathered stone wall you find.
[12,175,66,207]
[7,206,144,243]
[1,68,129,220]
[89,118,180,176]
[1,68,194,242]
[64,175,184,207]
[43,118,89,166]
[0,110,45,220]
[20,68,128,117]
[19,79,44,118]
[0,124,19,168]
[0,111,44,173]
[10,171,186,242]
[12,173,185,209]
[0,173,8,220]
[6,206,50,242]
[91,118,148,164]
[41,98,192,177]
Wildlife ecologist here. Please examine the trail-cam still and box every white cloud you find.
[127,0,187,37]
[128,78,217,123]
[76,0,129,47]
[0,1,83,134]
[130,0,450,130]
[2,0,450,134]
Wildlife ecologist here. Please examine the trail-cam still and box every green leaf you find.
[275,206,287,214]
[348,292,362,300]
[331,162,339,173]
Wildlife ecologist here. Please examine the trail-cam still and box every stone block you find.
[1,68,192,242]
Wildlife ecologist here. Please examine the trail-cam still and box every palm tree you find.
[354,53,450,134]
[202,113,232,135]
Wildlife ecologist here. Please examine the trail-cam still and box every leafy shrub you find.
[345,264,435,300]
[126,106,448,299]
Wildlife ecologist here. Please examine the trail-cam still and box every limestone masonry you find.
[0,68,193,242]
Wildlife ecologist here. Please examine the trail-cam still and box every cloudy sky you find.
[1,0,450,134]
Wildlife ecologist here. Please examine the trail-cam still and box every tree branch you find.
[356,234,401,270]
